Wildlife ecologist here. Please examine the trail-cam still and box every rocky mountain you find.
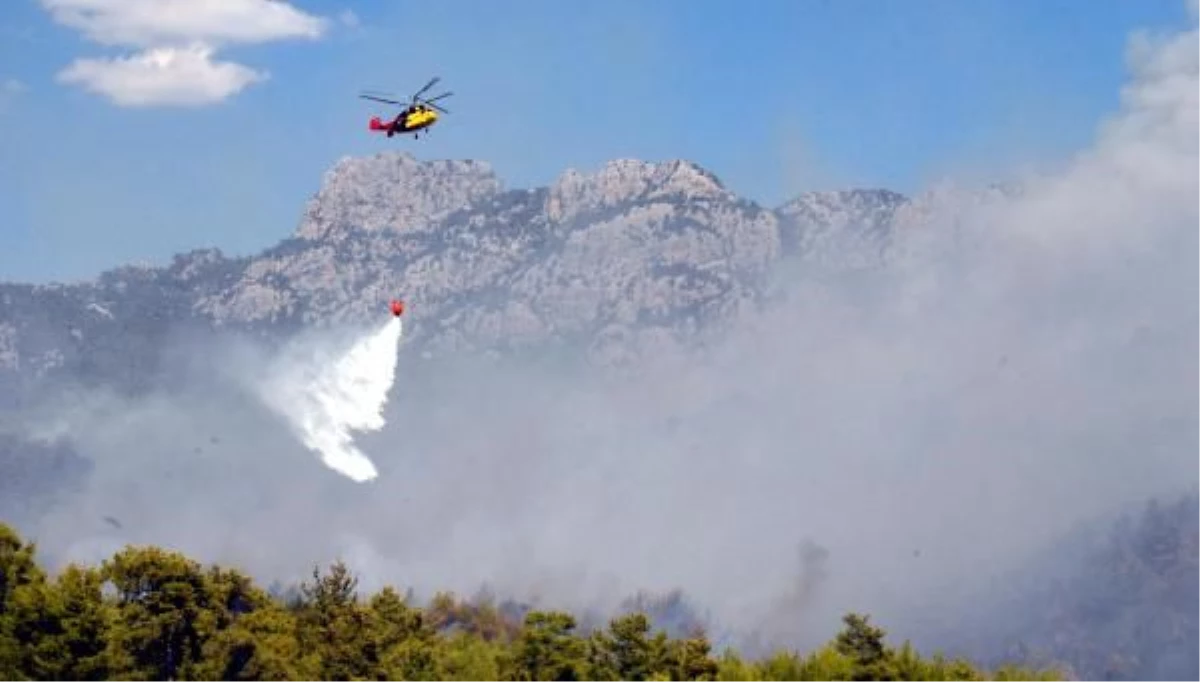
[0,152,914,393]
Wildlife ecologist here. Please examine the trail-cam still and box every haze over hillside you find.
[0,3,1196,679]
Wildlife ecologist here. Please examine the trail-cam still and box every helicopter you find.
[360,76,452,139]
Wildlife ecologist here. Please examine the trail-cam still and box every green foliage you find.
[0,521,1063,681]
[19,564,115,680]
[509,611,588,680]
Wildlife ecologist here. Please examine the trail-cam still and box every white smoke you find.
[255,317,404,482]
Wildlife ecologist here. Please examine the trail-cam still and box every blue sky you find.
[0,0,1192,283]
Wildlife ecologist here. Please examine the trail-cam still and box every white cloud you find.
[338,9,360,28]
[39,0,326,48]
[57,44,266,107]
[39,0,327,106]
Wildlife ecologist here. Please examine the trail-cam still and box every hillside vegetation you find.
[0,522,1059,681]
[942,491,1199,681]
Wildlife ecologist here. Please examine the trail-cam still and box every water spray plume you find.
[258,314,404,482]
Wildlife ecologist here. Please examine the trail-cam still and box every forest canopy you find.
[0,521,1061,681]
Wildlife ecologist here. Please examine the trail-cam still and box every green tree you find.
[436,632,506,680]
[194,605,317,680]
[370,586,440,680]
[0,523,48,678]
[601,612,670,680]
[17,564,115,680]
[293,561,376,680]
[508,610,587,681]
[754,649,806,681]
[663,628,720,681]
[196,564,296,678]
[834,613,896,680]
[714,649,757,681]
[0,525,45,609]
[204,566,272,628]
[101,545,218,680]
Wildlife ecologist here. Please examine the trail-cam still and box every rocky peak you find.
[546,158,730,223]
[166,248,228,278]
[777,189,908,221]
[773,189,910,263]
[294,152,503,241]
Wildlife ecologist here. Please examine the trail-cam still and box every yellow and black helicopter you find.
[360,76,452,139]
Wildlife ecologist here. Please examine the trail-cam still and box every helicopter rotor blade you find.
[418,91,452,113]
[359,93,406,106]
[412,76,440,101]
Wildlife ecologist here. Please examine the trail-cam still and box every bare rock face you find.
[776,189,908,269]
[545,159,730,223]
[0,152,913,385]
[294,153,503,241]
[197,154,786,363]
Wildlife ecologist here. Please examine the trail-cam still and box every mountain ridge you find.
[0,151,913,391]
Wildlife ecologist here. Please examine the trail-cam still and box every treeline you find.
[0,523,1060,681]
